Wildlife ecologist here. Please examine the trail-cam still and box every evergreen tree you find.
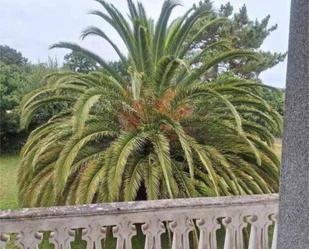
[0,47,58,152]
[188,1,287,79]
[63,51,97,73]
[0,45,28,66]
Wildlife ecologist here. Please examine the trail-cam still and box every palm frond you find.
[18,0,282,207]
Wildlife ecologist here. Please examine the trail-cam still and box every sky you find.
[1,0,291,87]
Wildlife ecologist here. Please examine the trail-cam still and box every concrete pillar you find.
[277,0,309,248]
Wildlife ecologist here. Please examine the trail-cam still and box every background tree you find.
[0,45,29,152]
[188,2,287,79]
[0,46,58,153]
[63,51,97,73]
[262,87,285,116]
[0,45,28,66]
[0,63,26,139]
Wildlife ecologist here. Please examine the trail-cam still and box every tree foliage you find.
[63,51,97,73]
[18,0,282,207]
[188,2,287,79]
[0,45,28,66]
[0,63,26,135]
[0,46,58,152]
[262,87,285,116]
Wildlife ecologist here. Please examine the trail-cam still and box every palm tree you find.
[18,0,282,207]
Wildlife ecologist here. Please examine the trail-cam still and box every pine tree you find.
[188,2,286,79]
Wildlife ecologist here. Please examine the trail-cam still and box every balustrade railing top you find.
[0,194,278,249]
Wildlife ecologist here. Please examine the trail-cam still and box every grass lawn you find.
[0,154,19,209]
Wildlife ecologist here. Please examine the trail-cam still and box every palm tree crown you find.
[18,0,282,207]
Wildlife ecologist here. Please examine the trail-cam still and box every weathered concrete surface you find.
[0,194,279,249]
[0,194,278,220]
[277,0,309,248]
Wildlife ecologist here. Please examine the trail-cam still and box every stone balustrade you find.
[0,194,278,249]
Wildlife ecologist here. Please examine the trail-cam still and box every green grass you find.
[0,154,19,209]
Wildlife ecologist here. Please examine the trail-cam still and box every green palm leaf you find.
[18,0,282,207]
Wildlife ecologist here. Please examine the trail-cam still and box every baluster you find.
[141,217,165,249]
[50,227,75,249]
[222,214,246,249]
[196,216,220,249]
[0,233,9,249]
[247,214,273,249]
[270,214,278,249]
[112,217,136,249]
[169,216,194,249]
[15,230,43,249]
[82,225,107,249]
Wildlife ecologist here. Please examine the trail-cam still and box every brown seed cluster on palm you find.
[18,0,282,207]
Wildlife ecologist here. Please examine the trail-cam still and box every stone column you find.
[277,0,309,248]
